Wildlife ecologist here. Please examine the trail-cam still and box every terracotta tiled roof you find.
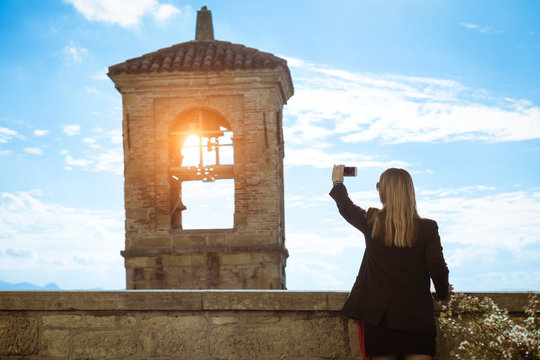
[108,40,289,76]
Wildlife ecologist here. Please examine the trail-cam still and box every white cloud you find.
[63,124,81,136]
[154,3,181,21]
[0,150,11,155]
[0,127,24,143]
[91,148,123,174]
[62,147,123,174]
[23,147,43,156]
[91,68,109,80]
[0,191,124,289]
[284,147,409,169]
[418,185,496,197]
[83,137,101,148]
[459,22,481,30]
[287,231,364,256]
[65,0,181,27]
[459,22,502,34]
[108,129,123,144]
[61,130,124,174]
[451,271,540,291]
[65,155,93,167]
[85,86,101,95]
[33,129,50,136]
[284,58,540,144]
[287,257,346,290]
[63,42,88,62]
[419,189,540,249]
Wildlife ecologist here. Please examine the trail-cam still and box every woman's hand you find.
[332,164,344,183]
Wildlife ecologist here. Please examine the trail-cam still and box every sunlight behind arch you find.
[181,134,200,166]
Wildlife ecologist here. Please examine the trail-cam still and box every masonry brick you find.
[110,8,293,290]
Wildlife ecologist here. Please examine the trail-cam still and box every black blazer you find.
[330,183,449,336]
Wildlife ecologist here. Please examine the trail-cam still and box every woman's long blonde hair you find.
[369,168,420,247]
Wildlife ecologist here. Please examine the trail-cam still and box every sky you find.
[0,0,539,291]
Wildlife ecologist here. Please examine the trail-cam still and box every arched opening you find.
[168,108,234,229]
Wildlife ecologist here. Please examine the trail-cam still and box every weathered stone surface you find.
[211,315,238,325]
[0,316,38,355]
[72,330,136,359]
[43,314,115,328]
[239,311,280,324]
[0,292,534,360]
[155,213,171,229]
[125,207,151,220]
[220,252,253,265]
[291,317,349,358]
[139,315,207,356]
[0,291,531,312]
[347,319,363,360]
[203,291,329,310]
[162,253,207,267]
[328,291,350,311]
[119,316,136,328]
[210,324,288,360]
[41,329,69,357]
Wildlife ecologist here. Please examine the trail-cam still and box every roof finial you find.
[196,6,214,41]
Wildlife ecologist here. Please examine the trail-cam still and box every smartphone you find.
[344,166,357,177]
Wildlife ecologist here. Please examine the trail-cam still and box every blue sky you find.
[0,0,539,291]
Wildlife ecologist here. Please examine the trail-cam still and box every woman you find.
[330,165,450,360]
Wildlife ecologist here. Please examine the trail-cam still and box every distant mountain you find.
[0,281,61,290]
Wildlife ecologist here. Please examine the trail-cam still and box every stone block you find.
[203,291,329,311]
[42,315,116,328]
[166,253,208,267]
[119,316,136,328]
[124,256,154,268]
[125,207,150,220]
[228,233,273,246]
[347,319,363,359]
[234,212,247,227]
[220,252,252,265]
[206,233,229,246]
[327,292,350,311]
[139,315,207,356]
[211,315,239,325]
[166,264,210,282]
[291,317,348,358]
[210,324,287,360]
[154,139,168,150]
[123,94,139,106]
[128,234,170,248]
[41,329,69,357]
[252,251,280,263]
[246,276,278,290]
[0,316,38,355]
[257,91,275,108]
[239,311,280,324]
[72,330,137,359]
[172,234,206,247]
[155,213,171,229]
[254,264,279,280]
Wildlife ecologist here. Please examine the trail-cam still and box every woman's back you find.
[330,165,449,359]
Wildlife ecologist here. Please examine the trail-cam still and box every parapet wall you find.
[0,291,531,359]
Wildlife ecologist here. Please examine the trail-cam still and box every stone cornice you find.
[0,291,533,312]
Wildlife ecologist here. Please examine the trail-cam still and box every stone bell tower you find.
[108,7,293,289]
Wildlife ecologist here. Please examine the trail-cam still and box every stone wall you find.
[0,291,531,359]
